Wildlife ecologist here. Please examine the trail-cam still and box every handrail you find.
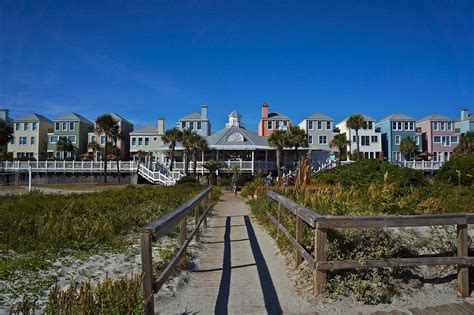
[139,187,214,314]
[265,190,472,298]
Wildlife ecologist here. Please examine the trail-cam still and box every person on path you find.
[265,172,273,186]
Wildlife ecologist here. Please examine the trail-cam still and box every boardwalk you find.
[155,191,314,314]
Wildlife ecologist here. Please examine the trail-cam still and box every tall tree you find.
[56,136,75,160]
[110,124,123,180]
[399,136,418,161]
[0,119,13,154]
[453,131,474,156]
[268,129,289,179]
[330,133,349,159]
[287,126,308,164]
[203,160,222,185]
[181,128,195,175]
[95,114,117,183]
[190,133,209,177]
[161,128,183,171]
[346,114,366,159]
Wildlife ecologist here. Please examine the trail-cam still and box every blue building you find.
[455,108,473,135]
[176,105,212,137]
[376,113,421,162]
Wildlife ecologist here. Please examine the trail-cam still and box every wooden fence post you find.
[180,217,187,266]
[277,202,281,240]
[140,231,154,315]
[295,215,304,268]
[314,227,327,296]
[457,224,469,297]
[194,205,200,242]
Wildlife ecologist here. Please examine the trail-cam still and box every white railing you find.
[138,164,177,186]
[392,160,445,170]
[0,160,138,173]
[165,160,277,173]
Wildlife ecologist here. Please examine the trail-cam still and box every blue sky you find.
[1,0,473,130]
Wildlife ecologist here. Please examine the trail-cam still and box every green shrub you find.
[176,175,200,186]
[435,154,474,186]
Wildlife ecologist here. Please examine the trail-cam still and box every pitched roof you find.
[266,112,290,120]
[206,125,268,147]
[15,113,52,123]
[378,113,416,124]
[304,112,333,120]
[418,113,453,122]
[179,112,206,121]
[55,113,94,125]
[340,113,376,122]
[130,124,160,134]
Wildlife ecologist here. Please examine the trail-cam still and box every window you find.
[283,120,288,127]
[181,121,186,129]
[451,136,458,143]
[442,136,450,146]
[197,121,202,130]
[32,122,37,131]
[317,121,322,130]
[91,135,96,143]
[15,123,20,131]
[62,122,68,131]
[409,122,415,130]
[24,122,29,131]
[132,137,137,146]
[10,136,15,144]
[404,122,409,130]
[67,136,76,143]
[69,122,74,131]
[30,136,35,145]
[308,135,313,145]
[392,151,401,161]
[367,121,373,130]
[267,121,272,130]
[144,137,149,146]
[447,122,452,131]
[361,136,370,146]
[397,121,402,130]
[326,121,331,130]
[55,122,60,131]
[433,122,439,131]
[392,122,397,130]
[395,135,401,145]
[55,151,61,158]
[440,122,445,131]
[189,122,194,130]
[415,136,420,146]
[138,137,143,145]
[308,121,313,130]
[100,136,106,145]
[50,135,58,143]
[19,137,27,145]
[433,136,441,143]
[353,135,356,142]
[276,121,280,129]
[371,135,378,143]
[319,135,327,145]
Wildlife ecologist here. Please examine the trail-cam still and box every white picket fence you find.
[0,160,138,173]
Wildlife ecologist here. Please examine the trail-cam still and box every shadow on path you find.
[214,216,232,314]
[244,215,282,314]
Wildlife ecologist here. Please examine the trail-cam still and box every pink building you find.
[416,114,460,161]
[258,103,292,136]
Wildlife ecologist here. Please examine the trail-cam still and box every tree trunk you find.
[355,129,360,159]
[104,136,108,183]
[192,152,197,178]
[170,146,175,171]
[184,149,189,175]
[276,148,282,179]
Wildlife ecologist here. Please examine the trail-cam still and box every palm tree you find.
[161,128,183,171]
[95,114,117,183]
[181,128,195,175]
[268,129,288,179]
[453,131,474,156]
[346,114,366,159]
[399,136,418,161]
[190,134,209,178]
[287,126,308,164]
[203,160,222,185]
[56,137,75,160]
[137,150,147,163]
[330,133,349,159]
[110,124,123,180]
[88,141,100,161]
[0,119,13,154]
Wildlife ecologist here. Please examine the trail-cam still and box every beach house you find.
[336,114,382,159]
[417,114,460,161]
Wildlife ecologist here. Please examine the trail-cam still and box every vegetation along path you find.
[155,191,314,314]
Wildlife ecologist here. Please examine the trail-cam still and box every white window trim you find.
[395,135,401,145]
[308,121,314,130]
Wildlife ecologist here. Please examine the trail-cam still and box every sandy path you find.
[155,191,315,314]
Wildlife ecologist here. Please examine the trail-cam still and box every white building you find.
[336,114,382,159]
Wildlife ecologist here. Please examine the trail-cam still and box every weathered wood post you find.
[180,217,187,266]
[194,204,200,242]
[314,227,327,296]
[295,215,304,268]
[140,231,154,315]
[277,202,281,240]
[457,224,469,297]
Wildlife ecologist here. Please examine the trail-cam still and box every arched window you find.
[227,132,244,142]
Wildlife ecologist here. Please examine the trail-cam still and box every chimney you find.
[157,117,165,134]
[0,109,9,121]
[201,105,208,119]
[261,102,268,118]
[461,108,470,121]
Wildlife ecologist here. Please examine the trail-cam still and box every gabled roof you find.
[378,113,416,124]
[418,114,453,123]
[304,112,333,120]
[340,113,376,122]
[130,124,160,135]
[266,112,290,120]
[55,113,94,125]
[15,113,52,123]
[179,112,206,121]
[206,125,268,147]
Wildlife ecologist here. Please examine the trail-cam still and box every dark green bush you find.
[435,154,474,186]
[176,175,200,186]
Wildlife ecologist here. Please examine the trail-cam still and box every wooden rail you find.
[265,190,473,298]
[140,187,214,314]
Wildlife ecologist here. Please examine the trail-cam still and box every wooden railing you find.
[139,187,214,314]
[266,190,473,297]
